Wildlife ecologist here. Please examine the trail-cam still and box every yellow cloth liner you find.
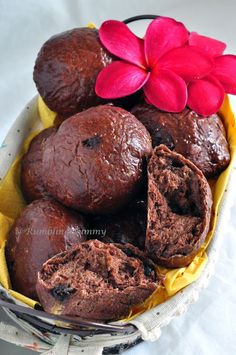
[0,96,235,319]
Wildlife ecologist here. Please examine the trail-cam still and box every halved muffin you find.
[146,145,212,268]
[36,240,163,321]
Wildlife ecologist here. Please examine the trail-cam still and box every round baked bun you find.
[42,105,152,214]
[33,28,112,117]
[21,127,57,202]
[132,103,230,178]
[6,198,86,300]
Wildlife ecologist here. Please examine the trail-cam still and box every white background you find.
[0,1,236,354]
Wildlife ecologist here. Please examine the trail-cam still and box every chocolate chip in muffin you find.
[51,284,76,302]
[82,135,102,149]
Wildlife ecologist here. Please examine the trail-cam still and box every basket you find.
[0,16,236,355]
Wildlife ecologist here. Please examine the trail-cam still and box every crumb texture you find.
[37,240,161,321]
[146,145,212,267]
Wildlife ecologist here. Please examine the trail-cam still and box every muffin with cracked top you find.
[131,103,230,178]
[42,105,152,214]
[33,27,112,118]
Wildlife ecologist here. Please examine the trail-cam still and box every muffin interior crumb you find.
[148,151,204,258]
[41,241,156,300]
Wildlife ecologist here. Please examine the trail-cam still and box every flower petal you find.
[143,69,187,112]
[99,20,146,68]
[212,55,236,94]
[95,61,149,98]
[187,75,225,116]
[144,17,188,67]
[189,32,226,57]
[159,46,213,81]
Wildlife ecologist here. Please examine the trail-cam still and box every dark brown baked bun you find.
[131,103,230,178]
[89,198,147,250]
[146,145,212,268]
[21,127,57,202]
[36,240,162,321]
[42,105,152,214]
[33,28,112,117]
[6,198,86,300]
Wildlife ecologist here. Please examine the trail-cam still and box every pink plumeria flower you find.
[187,32,236,116]
[95,17,213,113]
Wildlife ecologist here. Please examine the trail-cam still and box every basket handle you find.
[0,321,104,354]
[123,14,159,24]
[0,321,50,351]
[0,297,136,336]
[42,334,104,355]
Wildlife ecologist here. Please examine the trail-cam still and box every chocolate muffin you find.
[6,198,86,300]
[21,127,57,202]
[42,105,152,214]
[89,198,147,249]
[33,28,112,117]
[36,240,162,321]
[131,103,230,178]
[146,145,212,268]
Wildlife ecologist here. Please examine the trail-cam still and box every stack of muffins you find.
[5,26,230,322]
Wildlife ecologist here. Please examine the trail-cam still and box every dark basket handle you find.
[123,15,159,24]
[0,297,136,337]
